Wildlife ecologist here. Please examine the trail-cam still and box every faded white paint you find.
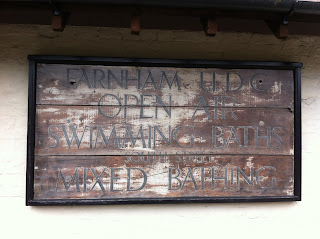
[271,81,282,94]
[0,24,319,239]
[246,156,255,167]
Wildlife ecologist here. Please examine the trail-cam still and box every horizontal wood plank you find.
[33,155,294,199]
[36,64,294,108]
[35,105,294,156]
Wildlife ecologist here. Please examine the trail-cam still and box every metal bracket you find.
[283,0,297,25]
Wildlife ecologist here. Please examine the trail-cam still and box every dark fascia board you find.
[2,0,320,15]
[0,0,299,12]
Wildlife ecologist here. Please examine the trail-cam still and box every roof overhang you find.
[4,0,320,14]
[2,0,320,38]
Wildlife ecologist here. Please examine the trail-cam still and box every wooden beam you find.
[201,17,217,36]
[266,20,289,39]
[131,14,141,35]
[52,13,65,32]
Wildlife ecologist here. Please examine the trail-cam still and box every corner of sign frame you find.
[28,55,38,61]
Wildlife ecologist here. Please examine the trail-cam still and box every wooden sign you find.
[26,56,302,205]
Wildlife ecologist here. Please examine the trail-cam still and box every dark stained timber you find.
[26,56,302,205]
[36,64,294,108]
[35,106,294,156]
[34,155,294,199]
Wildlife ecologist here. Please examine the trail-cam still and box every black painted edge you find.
[28,196,300,206]
[27,55,303,69]
[26,55,303,206]
[26,59,37,206]
[294,67,302,201]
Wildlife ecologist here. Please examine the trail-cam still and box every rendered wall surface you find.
[0,24,319,239]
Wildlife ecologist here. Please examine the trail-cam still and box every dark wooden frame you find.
[26,55,302,206]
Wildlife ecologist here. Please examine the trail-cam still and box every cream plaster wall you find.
[0,24,319,239]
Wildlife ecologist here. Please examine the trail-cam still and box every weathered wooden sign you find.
[26,56,302,205]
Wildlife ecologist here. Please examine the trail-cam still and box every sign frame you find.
[26,55,302,206]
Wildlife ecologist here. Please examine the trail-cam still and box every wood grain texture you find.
[31,61,297,202]
[36,64,294,108]
[34,155,294,199]
[35,106,294,156]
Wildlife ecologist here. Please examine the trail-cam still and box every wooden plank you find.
[33,155,294,200]
[35,106,294,156]
[36,64,294,108]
